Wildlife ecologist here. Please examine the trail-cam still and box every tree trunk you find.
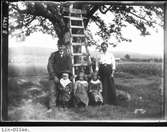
[63,30,72,54]
[52,21,71,54]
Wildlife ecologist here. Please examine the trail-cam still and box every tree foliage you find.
[9,1,164,46]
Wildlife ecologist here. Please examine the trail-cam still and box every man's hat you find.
[60,70,72,75]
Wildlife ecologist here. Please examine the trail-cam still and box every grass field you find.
[8,61,163,121]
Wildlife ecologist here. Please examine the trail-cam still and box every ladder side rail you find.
[69,10,76,83]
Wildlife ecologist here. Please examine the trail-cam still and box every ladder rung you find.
[63,8,87,14]
[71,19,83,22]
[70,9,82,14]
[72,42,84,45]
[71,34,85,37]
[63,16,87,20]
[71,25,84,28]
[63,16,82,19]
[64,8,81,14]
[72,53,83,56]
[70,17,87,20]
[82,17,88,19]
[73,63,88,66]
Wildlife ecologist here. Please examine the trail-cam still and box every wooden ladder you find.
[63,5,91,82]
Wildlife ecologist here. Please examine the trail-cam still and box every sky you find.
[9,7,164,57]
[87,11,164,57]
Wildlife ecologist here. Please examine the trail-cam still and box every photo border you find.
[1,0,167,126]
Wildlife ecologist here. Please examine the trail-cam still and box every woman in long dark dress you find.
[97,42,117,105]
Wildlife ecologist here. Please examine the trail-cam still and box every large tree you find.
[9,1,164,49]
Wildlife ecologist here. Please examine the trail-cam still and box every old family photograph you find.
[7,1,164,121]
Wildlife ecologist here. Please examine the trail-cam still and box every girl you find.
[89,72,103,105]
[74,72,89,108]
[57,71,73,109]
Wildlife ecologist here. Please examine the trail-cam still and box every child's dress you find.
[89,79,103,104]
[57,78,73,107]
[74,80,89,106]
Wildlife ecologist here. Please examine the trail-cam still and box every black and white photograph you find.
[1,1,167,123]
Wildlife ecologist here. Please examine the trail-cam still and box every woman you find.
[97,42,117,105]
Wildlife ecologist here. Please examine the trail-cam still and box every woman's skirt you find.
[98,64,117,105]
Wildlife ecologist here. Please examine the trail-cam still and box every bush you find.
[116,62,162,77]
[124,54,131,60]
[8,78,26,106]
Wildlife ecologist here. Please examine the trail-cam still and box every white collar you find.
[90,79,100,84]
[60,78,71,87]
[101,50,108,54]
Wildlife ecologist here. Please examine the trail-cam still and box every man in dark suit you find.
[47,40,72,109]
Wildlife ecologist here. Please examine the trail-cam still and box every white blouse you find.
[98,51,116,70]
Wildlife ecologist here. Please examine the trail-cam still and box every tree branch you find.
[11,2,66,38]
[85,5,99,28]
[91,16,101,27]
[24,16,36,27]
[128,10,160,26]
[99,5,112,14]
[128,11,149,23]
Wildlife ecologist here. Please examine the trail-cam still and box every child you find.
[74,71,89,108]
[88,72,103,105]
[57,71,73,109]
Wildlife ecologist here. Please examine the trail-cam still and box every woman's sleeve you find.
[95,55,100,71]
[111,53,116,70]
[99,81,103,92]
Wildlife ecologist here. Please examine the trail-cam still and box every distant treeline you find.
[122,58,163,62]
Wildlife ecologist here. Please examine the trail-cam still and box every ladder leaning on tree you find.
[63,5,92,82]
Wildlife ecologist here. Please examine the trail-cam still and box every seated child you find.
[74,71,89,108]
[88,72,103,105]
[57,71,73,109]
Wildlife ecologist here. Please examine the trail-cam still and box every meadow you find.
[7,60,163,121]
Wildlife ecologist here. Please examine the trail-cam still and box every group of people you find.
[47,40,117,110]
[58,70,103,109]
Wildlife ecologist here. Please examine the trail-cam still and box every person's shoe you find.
[64,107,68,111]
[46,109,52,113]
[58,107,63,111]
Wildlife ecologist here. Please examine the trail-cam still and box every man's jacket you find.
[47,51,72,80]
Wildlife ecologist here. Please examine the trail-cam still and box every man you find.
[97,42,117,105]
[47,40,72,109]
